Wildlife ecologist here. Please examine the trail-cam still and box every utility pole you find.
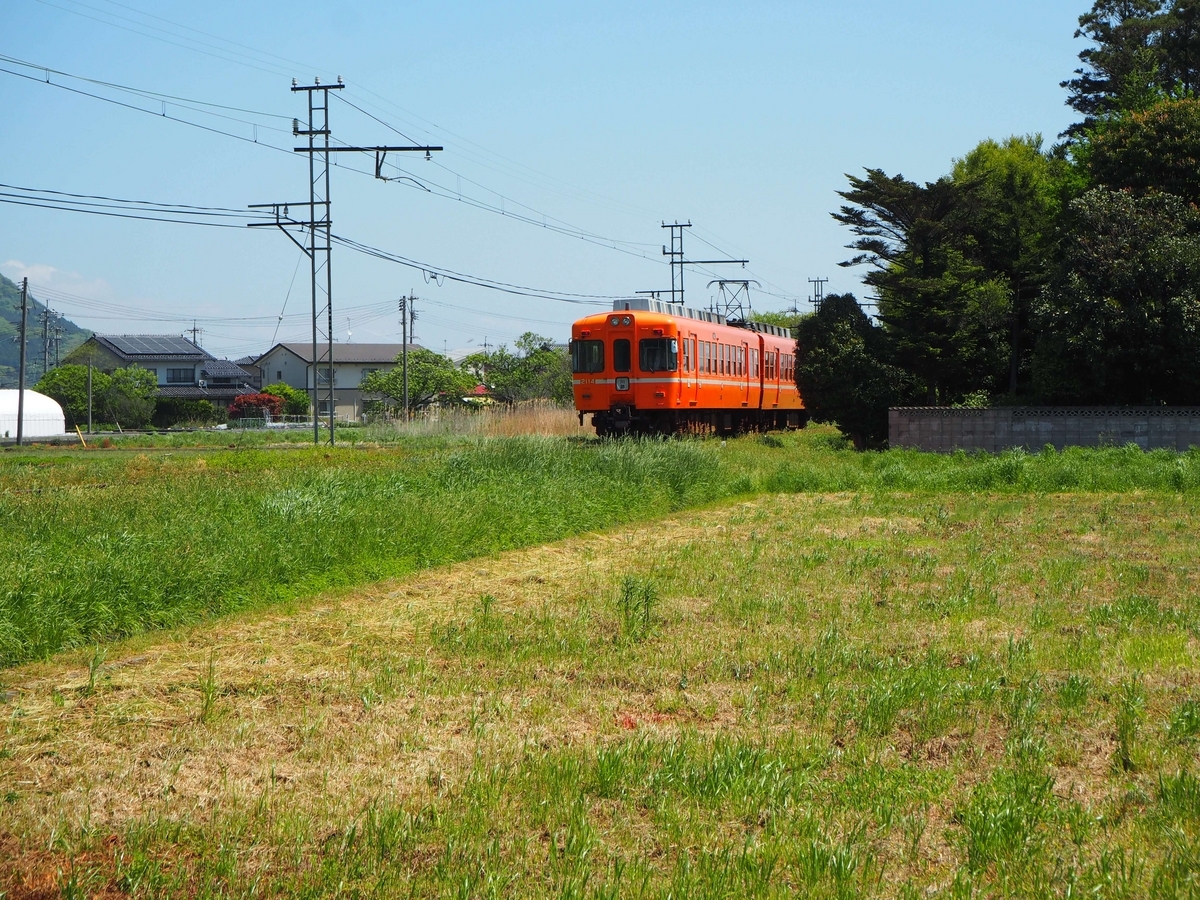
[87,358,93,434]
[41,307,52,378]
[399,294,417,418]
[249,76,442,446]
[53,323,63,367]
[660,222,747,308]
[16,278,28,446]
[187,321,203,346]
[808,277,829,311]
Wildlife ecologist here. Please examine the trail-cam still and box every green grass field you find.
[3,430,1199,668]
[2,430,1199,897]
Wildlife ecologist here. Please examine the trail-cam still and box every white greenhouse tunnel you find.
[0,389,67,439]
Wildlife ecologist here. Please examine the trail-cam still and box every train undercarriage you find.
[586,405,807,437]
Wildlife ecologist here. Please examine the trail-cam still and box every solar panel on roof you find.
[104,335,203,356]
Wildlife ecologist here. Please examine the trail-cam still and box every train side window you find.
[639,338,677,372]
[613,339,631,373]
[682,338,691,372]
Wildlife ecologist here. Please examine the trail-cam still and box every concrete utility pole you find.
[16,278,28,446]
[399,294,417,418]
[41,306,50,378]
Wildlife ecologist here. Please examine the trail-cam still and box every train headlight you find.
[610,317,620,326]
[622,316,631,325]
[615,377,630,391]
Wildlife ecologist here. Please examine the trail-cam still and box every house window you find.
[277,371,282,380]
[166,368,193,384]
[361,367,380,380]
[317,399,332,416]
[316,367,335,385]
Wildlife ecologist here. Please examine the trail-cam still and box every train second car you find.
[571,298,805,436]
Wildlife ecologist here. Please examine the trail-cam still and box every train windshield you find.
[639,338,678,372]
[571,339,605,373]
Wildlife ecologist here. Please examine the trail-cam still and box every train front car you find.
[571,303,684,436]
[571,298,805,436]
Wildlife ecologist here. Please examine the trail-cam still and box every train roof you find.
[606,298,792,338]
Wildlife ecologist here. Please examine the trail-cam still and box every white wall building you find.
[255,342,421,420]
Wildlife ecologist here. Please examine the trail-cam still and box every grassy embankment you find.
[2,429,1199,668]
[1,481,1199,897]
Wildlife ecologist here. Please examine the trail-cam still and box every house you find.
[234,356,263,391]
[63,335,256,407]
[254,342,420,420]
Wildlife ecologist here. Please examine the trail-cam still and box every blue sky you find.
[2,0,1086,360]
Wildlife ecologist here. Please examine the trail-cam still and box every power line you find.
[0,53,294,121]
[6,181,622,306]
[0,63,295,153]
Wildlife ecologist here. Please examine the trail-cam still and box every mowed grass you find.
[1,491,1199,897]
[2,430,1200,667]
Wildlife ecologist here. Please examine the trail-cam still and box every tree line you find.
[360,334,572,416]
[797,0,1200,446]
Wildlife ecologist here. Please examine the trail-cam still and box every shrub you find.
[228,393,285,419]
[262,382,310,417]
[153,398,226,428]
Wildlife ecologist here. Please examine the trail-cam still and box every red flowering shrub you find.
[228,393,285,418]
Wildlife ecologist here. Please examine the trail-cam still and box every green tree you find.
[360,348,475,411]
[952,136,1069,394]
[833,169,1011,403]
[1062,1,1170,135]
[33,364,112,427]
[462,333,572,404]
[1086,97,1200,202]
[262,381,311,417]
[795,294,916,448]
[105,366,158,428]
[1033,188,1200,404]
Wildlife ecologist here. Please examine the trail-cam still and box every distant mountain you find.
[0,271,90,387]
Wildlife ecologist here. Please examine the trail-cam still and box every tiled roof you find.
[157,385,255,399]
[199,359,254,380]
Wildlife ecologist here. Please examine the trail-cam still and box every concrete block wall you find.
[889,407,1200,453]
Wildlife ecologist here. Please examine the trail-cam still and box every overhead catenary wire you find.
[22,0,809,307]
[1,54,665,265]
[11,6,810,323]
[0,63,296,154]
[9,184,620,309]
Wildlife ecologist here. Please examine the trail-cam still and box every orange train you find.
[570,298,806,436]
